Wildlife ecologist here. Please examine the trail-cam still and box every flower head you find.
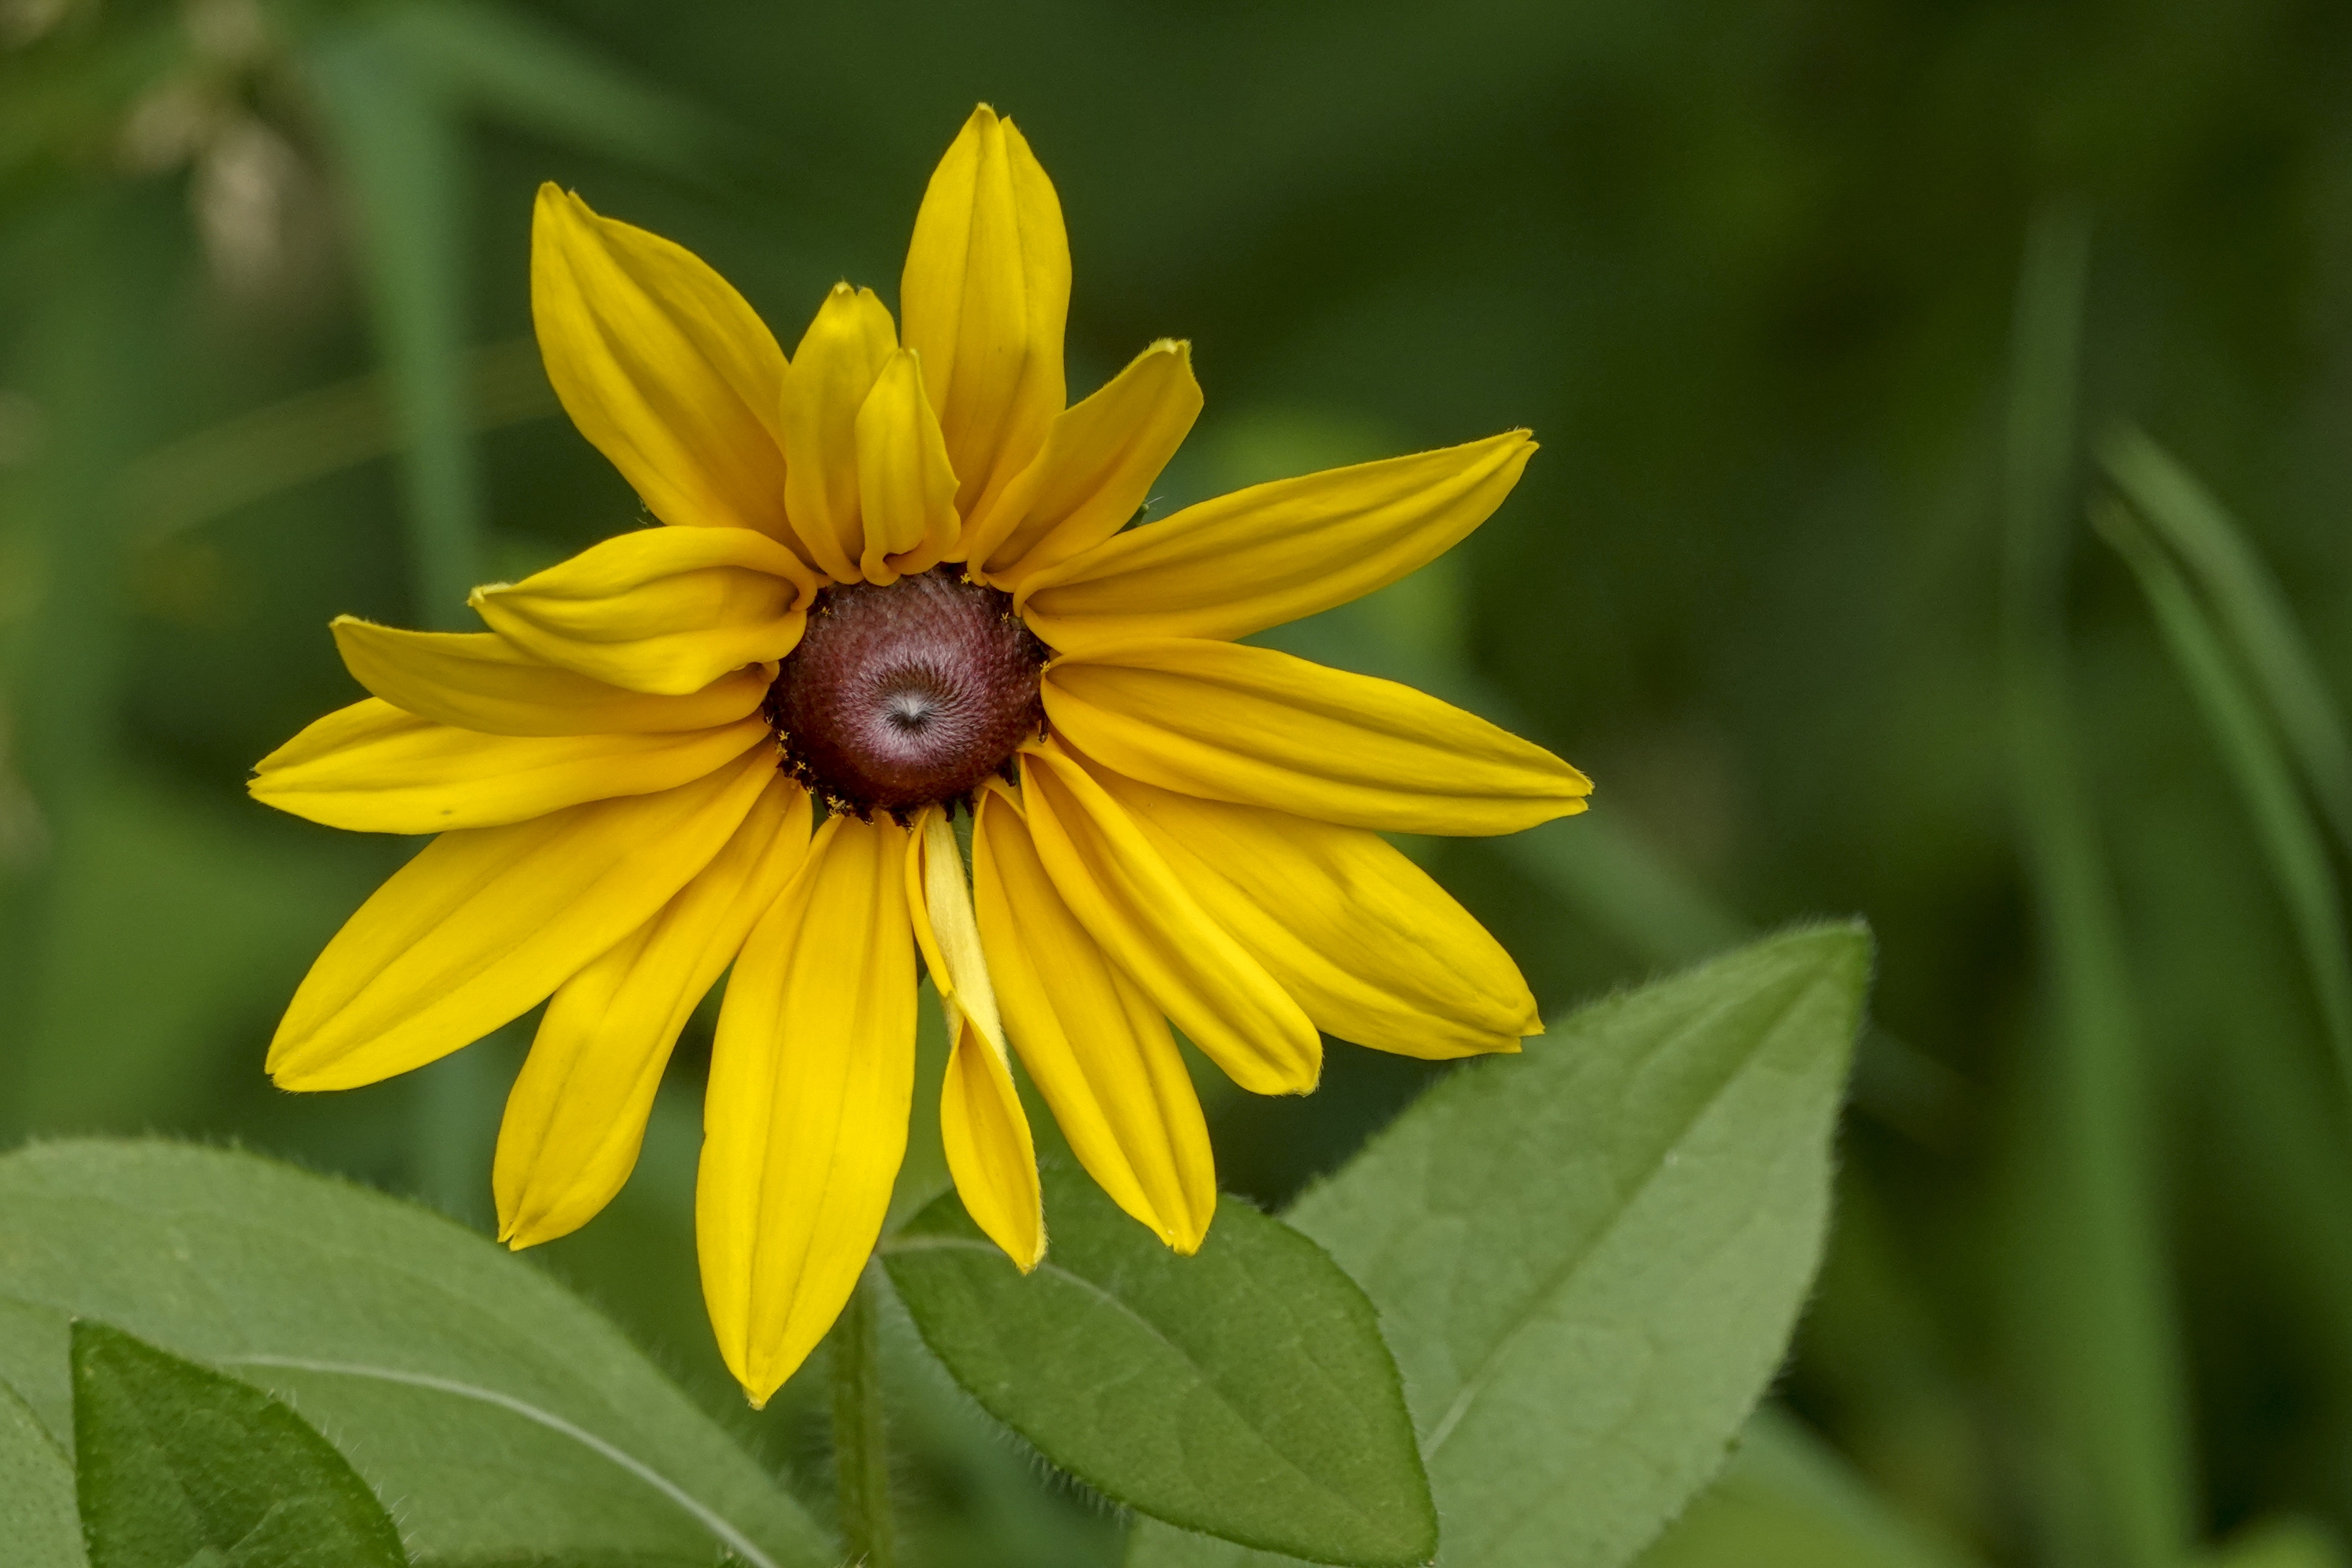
[252,106,1590,1404]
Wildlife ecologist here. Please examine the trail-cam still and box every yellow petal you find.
[250,697,769,834]
[699,813,916,1406]
[1020,432,1534,648]
[900,105,1069,541]
[906,806,1042,1268]
[904,807,1006,1052]
[778,284,898,580]
[331,618,769,736]
[966,340,1201,589]
[531,184,799,549]
[855,349,963,583]
[1017,745,1320,1096]
[1095,768,1540,1058]
[470,526,812,695]
[939,1015,1045,1268]
[972,782,1214,1251]
[269,746,776,1091]
[1042,639,1591,836]
[495,773,812,1247]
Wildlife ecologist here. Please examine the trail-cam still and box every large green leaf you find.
[1129,924,1870,1568]
[72,1320,407,1568]
[0,1375,79,1567]
[885,1165,1433,1567]
[0,1139,832,1568]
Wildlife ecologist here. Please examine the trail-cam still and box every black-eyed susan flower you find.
[252,106,1591,1404]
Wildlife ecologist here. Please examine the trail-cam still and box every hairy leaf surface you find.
[1129,925,1870,1568]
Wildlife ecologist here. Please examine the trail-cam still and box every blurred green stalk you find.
[2091,494,2352,1097]
[1998,205,2194,1567]
[307,30,494,1219]
[306,32,484,625]
[2100,429,2352,861]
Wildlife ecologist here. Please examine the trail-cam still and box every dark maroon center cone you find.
[764,567,1047,816]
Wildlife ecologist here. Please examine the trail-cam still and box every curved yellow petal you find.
[250,698,769,834]
[495,773,812,1248]
[939,1016,1045,1265]
[856,349,963,583]
[1095,768,1540,1059]
[972,782,1213,1251]
[900,105,1069,542]
[470,526,812,696]
[1020,432,1534,648]
[966,340,1201,589]
[1042,639,1590,836]
[1017,745,1320,1096]
[779,284,898,581]
[906,806,1042,1268]
[531,184,798,548]
[699,813,916,1406]
[269,746,775,1092]
[331,618,769,736]
[904,808,1006,1057]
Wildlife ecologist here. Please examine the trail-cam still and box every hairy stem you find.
[830,1265,896,1568]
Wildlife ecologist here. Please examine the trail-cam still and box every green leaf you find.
[71,1319,407,1568]
[0,1375,80,1567]
[1128,923,1871,1568]
[0,1139,832,1568]
[1630,1409,1977,1568]
[884,1164,1433,1567]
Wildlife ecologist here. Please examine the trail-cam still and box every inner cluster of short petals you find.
[248,103,1592,1406]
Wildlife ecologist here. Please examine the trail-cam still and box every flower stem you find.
[830,1265,897,1568]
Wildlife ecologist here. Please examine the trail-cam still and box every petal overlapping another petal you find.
[470,526,812,695]
[1017,745,1320,1096]
[1092,767,1540,1058]
[965,340,1201,589]
[907,806,1042,1269]
[973,782,1215,1252]
[250,698,769,834]
[267,747,776,1091]
[330,619,769,736]
[494,775,812,1249]
[855,349,963,583]
[1020,432,1534,648]
[1042,639,1591,836]
[532,185,798,548]
[779,284,899,580]
[699,813,916,1406]
[901,105,1069,542]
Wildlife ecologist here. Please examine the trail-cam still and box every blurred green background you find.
[4,2,2352,1565]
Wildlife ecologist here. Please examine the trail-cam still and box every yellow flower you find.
[252,105,1591,1405]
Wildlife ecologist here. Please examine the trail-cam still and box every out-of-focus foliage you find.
[4,1,2352,1564]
